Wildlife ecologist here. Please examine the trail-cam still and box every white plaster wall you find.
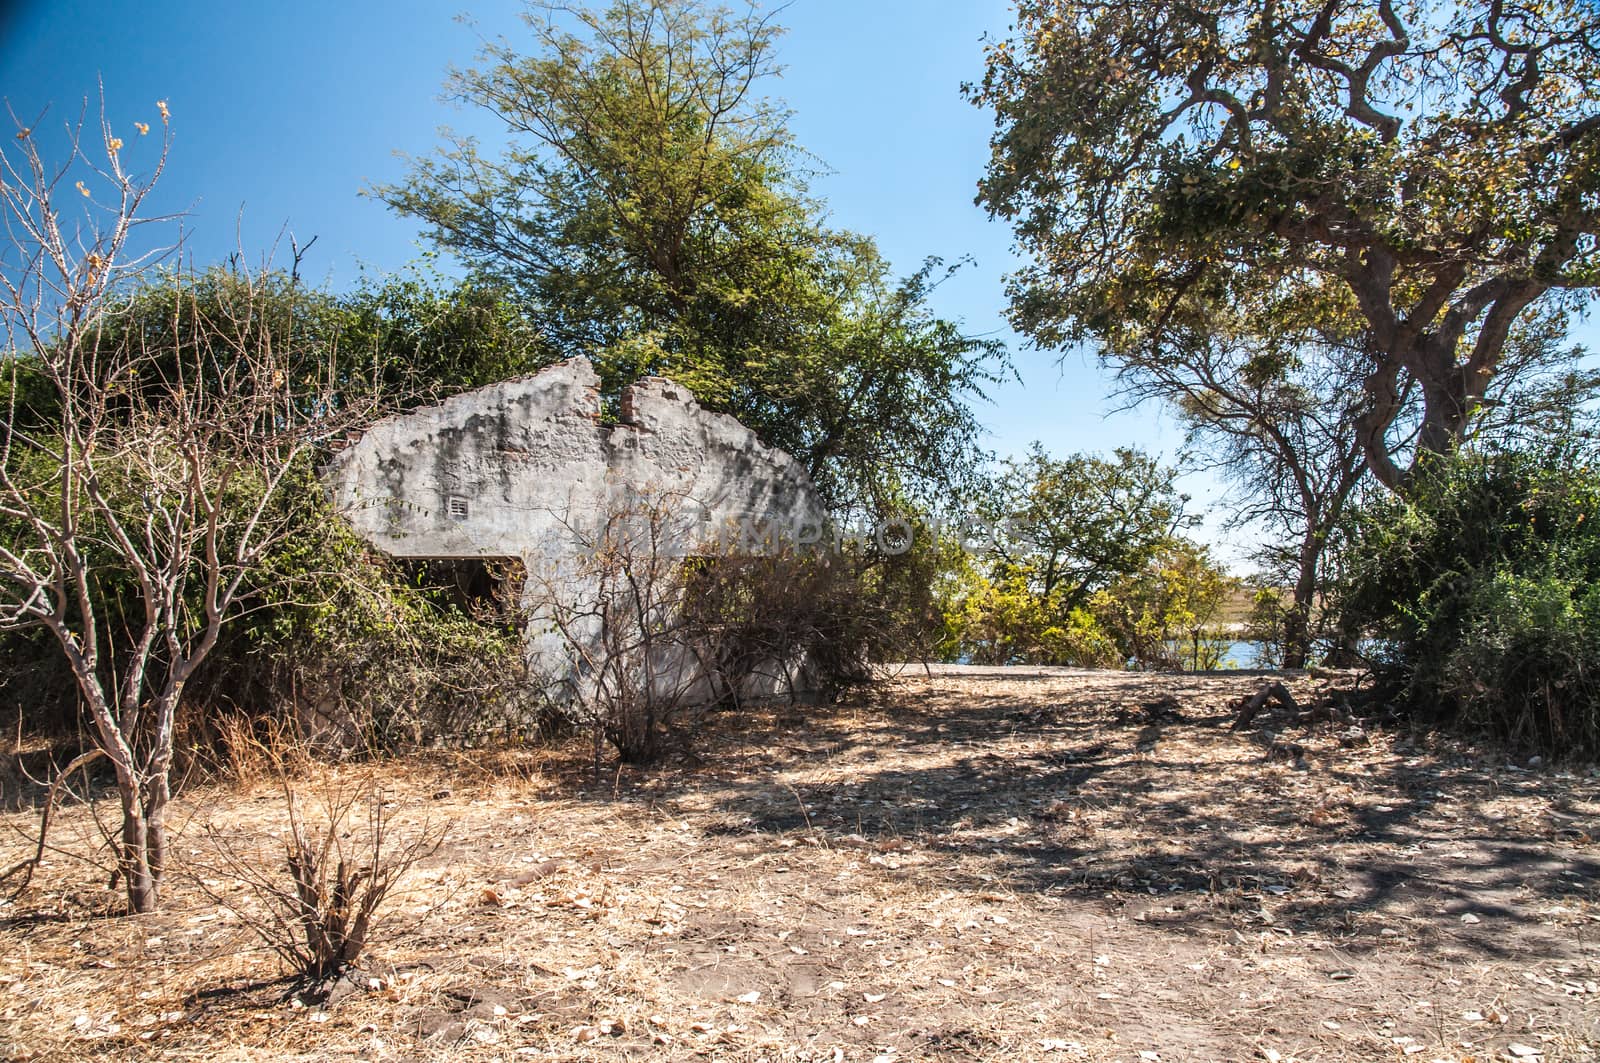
[323,357,829,706]
[324,357,825,561]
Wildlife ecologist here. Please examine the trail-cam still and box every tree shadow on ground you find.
[669,678,1599,961]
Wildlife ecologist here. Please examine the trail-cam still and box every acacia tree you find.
[971,0,1600,490]
[377,0,1005,511]
[0,106,360,912]
[1130,298,1595,665]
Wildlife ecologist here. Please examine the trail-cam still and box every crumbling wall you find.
[323,357,828,704]
[325,357,824,561]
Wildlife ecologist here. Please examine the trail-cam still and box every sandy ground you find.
[2,667,1598,1062]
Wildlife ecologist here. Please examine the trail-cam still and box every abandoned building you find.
[323,356,828,702]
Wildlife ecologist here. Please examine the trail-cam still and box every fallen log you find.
[1231,681,1299,731]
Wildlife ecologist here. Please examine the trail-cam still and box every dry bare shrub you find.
[529,498,711,771]
[199,771,445,986]
[681,545,910,706]
[528,496,930,772]
[0,106,372,911]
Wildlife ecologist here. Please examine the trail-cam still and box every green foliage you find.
[1091,541,1237,670]
[194,460,533,749]
[1334,445,1600,755]
[971,0,1600,487]
[939,446,1194,666]
[55,264,551,419]
[377,0,1006,511]
[382,0,798,361]
[0,443,530,748]
[338,274,556,404]
[940,557,1120,667]
[978,445,1189,611]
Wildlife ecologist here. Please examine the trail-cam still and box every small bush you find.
[202,771,444,986]
[937,557,1123,667]
[1334,444,1600,756]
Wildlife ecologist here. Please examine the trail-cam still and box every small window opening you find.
[446,495,470,522]
[398,557,525,630]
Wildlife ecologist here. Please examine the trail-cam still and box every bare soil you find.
[2,667,1598,1062]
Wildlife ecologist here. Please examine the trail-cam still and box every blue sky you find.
[2,0,1585,566]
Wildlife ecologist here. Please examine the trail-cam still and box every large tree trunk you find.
[1356,358,1407,491]
[1360,282,1546,494]
[1413,345,1474,463]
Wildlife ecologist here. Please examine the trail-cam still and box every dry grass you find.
[2,667,1598,1061]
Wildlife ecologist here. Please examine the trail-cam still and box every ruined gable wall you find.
[323,357,825,562]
